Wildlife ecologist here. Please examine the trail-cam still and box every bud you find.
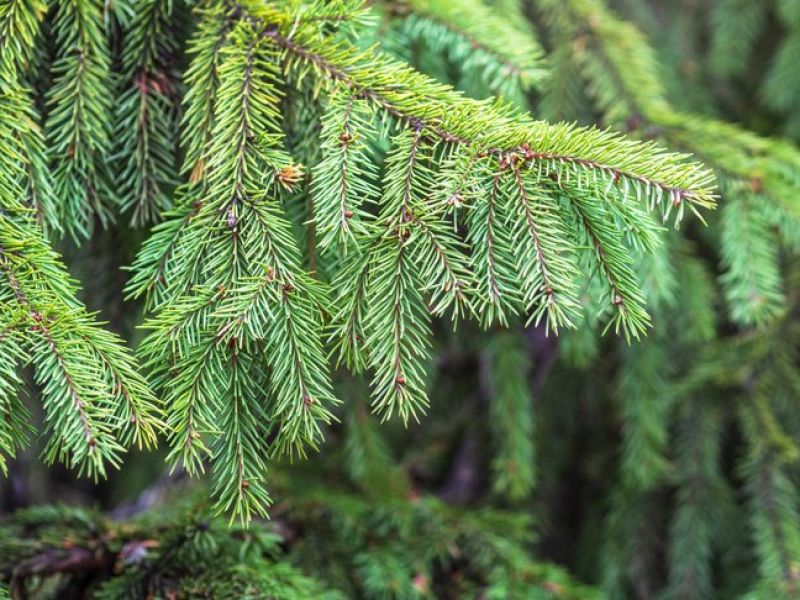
[446,193,463,207]
[275,163,305,191]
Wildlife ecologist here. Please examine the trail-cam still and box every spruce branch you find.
[363,234,432,423]
[720,194,786,327]
[484,330,535,501]
[328,235,376,372]
[667,398,728,599]
[114,0,181,225]
[133,18,338,521]
[0,87,59,235]
[124,0,718,519]
[311,91,378,250]
[0,325,31,476]
[0,8,163,469]
[540,0,800,327]
[262,24,715,215]
[0,0,47,84]
[466,169,522,326]
[181,7,237,181]
[396,0,547,96]
[503,162,579,331]
[45,0,116,239]
[741,399,800,597]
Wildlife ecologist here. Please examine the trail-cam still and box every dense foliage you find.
[1,0,800,598]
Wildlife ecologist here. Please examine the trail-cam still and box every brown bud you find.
[343,210,354,219]
[275,163,305,191]
[241,479,249,490]
[447,194,463,207]
[613,294,624,306]
[396,375,406,385]
[520,143,534,160]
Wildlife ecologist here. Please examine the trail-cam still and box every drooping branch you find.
[260,25,716,213]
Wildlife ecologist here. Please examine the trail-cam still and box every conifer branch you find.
[467,171,520,325]
[115,0,180,225]
[130,0,722,519]
[311,92,377,250]
[540,0,800,327]
[484,330,535,500]
[397,0,547,95]
[181,9,237,180]
[329,236,376,372]
[0,0,47,83]
[262,25,715,213]
[364,236,431,422]
[505,162,579,330]
[45,0,116,239]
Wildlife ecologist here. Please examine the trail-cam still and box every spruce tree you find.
[1,0,799,598]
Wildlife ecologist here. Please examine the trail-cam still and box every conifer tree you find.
[1,0,800,598]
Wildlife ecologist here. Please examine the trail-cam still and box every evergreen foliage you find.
[2,0,800,598]
[530,0,800,596]
[0,478,600,598]
[124,0,715,521]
